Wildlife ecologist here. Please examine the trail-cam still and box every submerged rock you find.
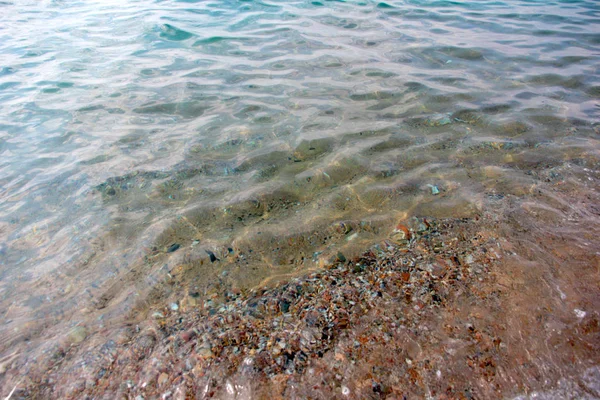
[167,243,181,253]
[67,326,87,344]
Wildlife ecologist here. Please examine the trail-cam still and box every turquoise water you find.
[0,0,599,394]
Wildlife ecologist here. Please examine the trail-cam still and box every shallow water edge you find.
[5,158,600,399]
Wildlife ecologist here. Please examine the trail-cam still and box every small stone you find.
[63,284,72,294]
[68,326,87,344]
[181,330,196,342]
[152,311,165,319]
[205,250,218,263]
[415,221,429,233]
[426,114,452,126]
[170,303,179,311]
[347,232,359,242]
[342,386,350,396]
[157,372,169,386]
[392,223,411,240]
[167,243,180,253]
[428,184,440,195]
[198,347,213,359]
[133,335,156,356]
[279,300,291,313]
[105,187,116,196]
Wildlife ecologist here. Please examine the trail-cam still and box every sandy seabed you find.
[7,159,600,400]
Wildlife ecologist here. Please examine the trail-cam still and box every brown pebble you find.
[181,330,196,342]
[394,223,411,240]
[158,372,169,386]
[198,347,213,359]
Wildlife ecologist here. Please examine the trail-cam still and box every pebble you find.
[167,243,181,253]
[180,330,195,342]
[427,184,440,195]
[157,372,169,386]
[347,232,359,242]
[68,326,88,344]
[391,223,411,245]
[198,347,213,359]
[205,250,218,263]
[426,114,452,126]
[24,216,509,398]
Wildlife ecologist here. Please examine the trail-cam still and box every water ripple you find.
[0,0,599,386]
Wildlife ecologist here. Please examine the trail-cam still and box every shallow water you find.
[0,0,599,397]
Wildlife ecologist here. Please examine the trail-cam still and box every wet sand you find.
[6,158,600,399]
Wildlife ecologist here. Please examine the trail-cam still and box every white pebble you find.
[226,381,235,395]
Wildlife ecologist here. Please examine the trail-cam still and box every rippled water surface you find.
[1,0,600,396]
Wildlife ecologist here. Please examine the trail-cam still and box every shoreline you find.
[14,194,600,399]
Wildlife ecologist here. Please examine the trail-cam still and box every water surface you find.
[0,0,599,396]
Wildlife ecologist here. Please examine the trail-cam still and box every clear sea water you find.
[0,0,599,395]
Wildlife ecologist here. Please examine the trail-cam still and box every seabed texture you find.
[13,165,600,398]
